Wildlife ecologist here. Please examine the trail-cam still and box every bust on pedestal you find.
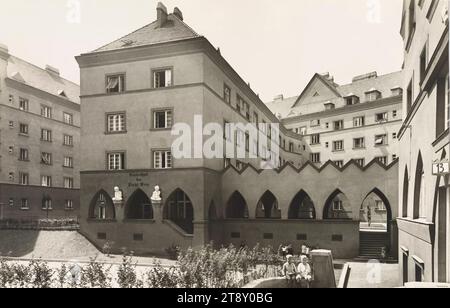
[151,185,162,206]
[112,186,123,205]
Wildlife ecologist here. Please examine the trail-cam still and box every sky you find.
[0,0,404,102]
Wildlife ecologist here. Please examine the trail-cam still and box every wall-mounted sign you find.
[432,159,450,176]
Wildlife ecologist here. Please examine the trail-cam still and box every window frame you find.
[105,73,126,94]
[106,151,126,171]
[152,108,174,130]
[153,149,173,169]
[152,67,173,89]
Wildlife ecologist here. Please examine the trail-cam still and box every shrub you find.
[80,258,112,288]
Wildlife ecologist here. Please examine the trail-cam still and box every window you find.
[376,200,386,211]
[153,69,172,88]
[353,138,365,149]
[420,45,427,83]
[64,156,73,168]
[393,110,398,118]
[42,199,52,210]
[334,120,344,130]
[236,130,245,149]
[19,173,29,185]
[236,95,242,112]
[154,150,172,169]
[41,129,52,142]
[224,158,231,169]
[8,146,14,154]
[310,153,321,163]
[366,91,381,102]
[97,233,107,240]
[19,148,29,161]
[19,98,28,111]
[236,161,244,170]
[41,105,52,119]
[325,142,329,148]
[21,199,29,210]
[41,176,52,187]
[345,96,360,105]
[289,142,294,152]
[392,132,398,139]
[9,121,14,128]
[63,135,73,146]
[299,127,307,135]
[63,112,73,125]
[353,116,365,127]
[334,160,344,168]
[243,101,250,120]
[41,152,52,165]
[64,177,74,189]
[408,0,416,41]
[355,158,365,167]
[310,134,320,145]
[133,234,144,241]
[325,122,329,129]
[107,113,126,133]
[375,134,388,146]
[153,110,173,129]
[108,153,125,170]
[376,156,388,165]
[375,112,388,122]
[253,112,259,125]
[333,200,344,211]
[19,124,29,135]
[224,84,231,104]
[8,172,15,182]
[65,200,74,210]
[310,119,320,127]
[9,199,14,207]
[392,154,398,161]
[224,121,232,141]
[9,95,14,104]
[106,74,125,93]
[407,79,413,113]
[333,140,344,152]
[245,133,250,152]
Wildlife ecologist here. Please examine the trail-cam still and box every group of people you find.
[282,255,313,288]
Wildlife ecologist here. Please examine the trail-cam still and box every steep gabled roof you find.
[291,73,342,108]
[93,13,200,53]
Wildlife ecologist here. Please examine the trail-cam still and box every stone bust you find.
[112,186,123,202]
[151,185,162,202]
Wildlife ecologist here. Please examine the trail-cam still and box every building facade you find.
[397,0,449,284]
[76,3,399,259]
[267,71,403,169]
[0,44,80,221]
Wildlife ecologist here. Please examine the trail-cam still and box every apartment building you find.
[397,0,449,284]
[0,44,80,221]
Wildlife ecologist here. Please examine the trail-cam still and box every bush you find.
[117,255,142,288]
[80,258,112,288]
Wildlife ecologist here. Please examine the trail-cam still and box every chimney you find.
[0,43,9,60]
[157,2,168,27]
[274,94,284,102]
[173,7,183,21]
[45,65,60,76]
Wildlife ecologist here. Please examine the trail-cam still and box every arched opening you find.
[208,201,217,221]
[323,190,352,220]
[288,190,316,219]
[164,189,194,234]
[125,189,153,220]
[359,188,393,259]
[413,152,424,219]
[256,191,281,219]
[403,167,409,218]
[226,191,249,219]
[88,190,115,220]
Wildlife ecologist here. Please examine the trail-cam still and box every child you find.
[282,255,297,287]
[297,256,312,288]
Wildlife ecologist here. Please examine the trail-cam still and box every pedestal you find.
[151,200,163,222]
[310,250,336,288]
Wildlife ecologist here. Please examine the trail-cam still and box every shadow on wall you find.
[0,230,40,257]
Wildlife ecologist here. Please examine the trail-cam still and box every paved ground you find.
[346,261,400,288]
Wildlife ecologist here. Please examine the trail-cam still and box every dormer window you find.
[365,89,381,102]
[345,94,360,106]
[58,90,67,98]
[391,87,403,96]
[324,102,335,110]
[106,74,125,93]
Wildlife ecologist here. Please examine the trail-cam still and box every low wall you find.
[210,219,360,259]
[80,219,193,256]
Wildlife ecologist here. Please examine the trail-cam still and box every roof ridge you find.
[9,55,79,87]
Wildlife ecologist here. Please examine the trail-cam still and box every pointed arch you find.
[125,189,153,220]
[413,151,424,219]
[361,188,393,231]
[403,166,409,218]
[323,189,352,220]
[88,190,115,220]
[164,189,194,234]
[255,191,280,219]
[226,191,249,219]
[288,190,316,219]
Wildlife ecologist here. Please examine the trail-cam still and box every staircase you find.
[358,231,389,260]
